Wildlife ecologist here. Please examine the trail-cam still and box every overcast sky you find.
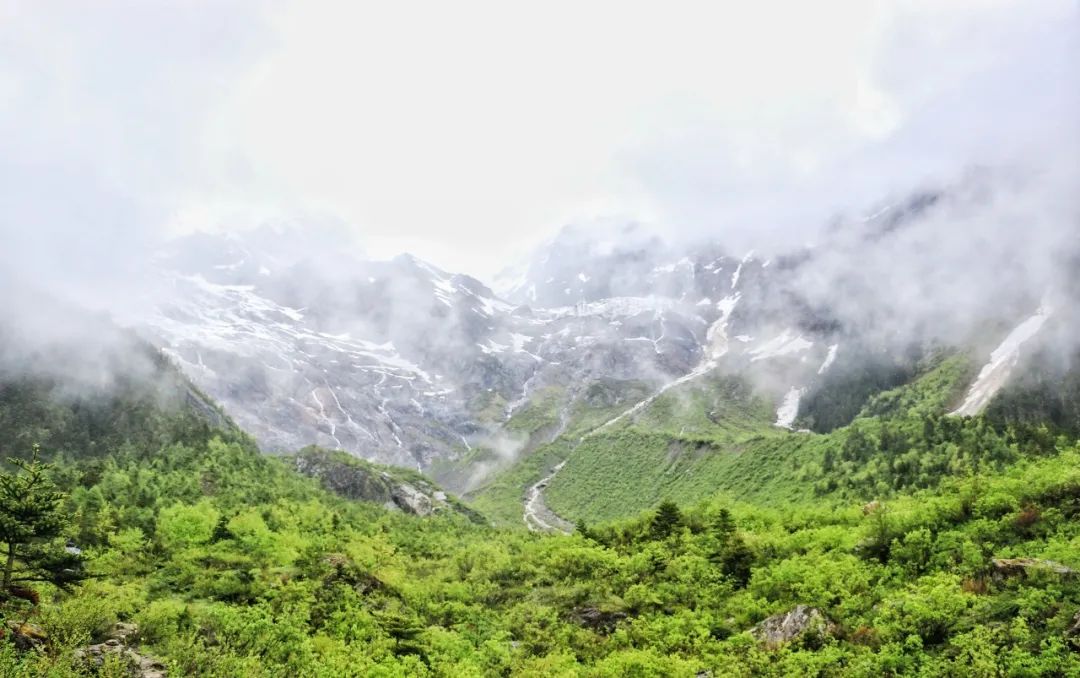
[0,0,1075,285]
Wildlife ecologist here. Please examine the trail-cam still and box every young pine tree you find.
[649,500,683,540]
[0,445,86,596]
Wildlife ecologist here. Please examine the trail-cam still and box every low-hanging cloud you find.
[0,0,1075,359]
[627,1,1077,255]
[619,1,1078,353]
[0,1,271,318]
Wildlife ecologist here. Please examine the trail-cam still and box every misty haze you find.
[0,2,1078,676]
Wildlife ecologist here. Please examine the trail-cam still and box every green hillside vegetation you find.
[0,345,240,462]
[851,352,976,422]
[1,427,1078,675]
[539,352,1050,524]
[796,345,927,433]
[985,347,1080,436]
[1,342,1079,675]
[455,380,655,526]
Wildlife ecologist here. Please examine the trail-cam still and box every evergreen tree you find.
[575,519,592,540]
[719,537,754,587]
[0,445,85,594]
[649,500,682,540]
[712,507,736,541]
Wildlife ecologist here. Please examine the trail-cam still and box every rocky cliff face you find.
[142,184,1073,472]
[145,230,717,469]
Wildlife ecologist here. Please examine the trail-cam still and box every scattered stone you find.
[324,553,350,569]
[74,622,167,677]
[751,605,838,648]
[109,622,140,643]
[991,558,1076,579]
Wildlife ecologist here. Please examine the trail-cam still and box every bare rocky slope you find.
[142,187,1076,486]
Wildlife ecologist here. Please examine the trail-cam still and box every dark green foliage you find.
[0,352,243,464]
[649,500,683,540]
[798,346,922,432]
[986,347,1080,436]
[0,446,85,594]
[712,508,735,539]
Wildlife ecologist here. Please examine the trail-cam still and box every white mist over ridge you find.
[126,164,1078,475]
[1,2,1075,291]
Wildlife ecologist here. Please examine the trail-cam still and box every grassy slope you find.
[542,354,980,524]
[462,380,655,526]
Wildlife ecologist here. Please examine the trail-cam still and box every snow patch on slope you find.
[951,306,1053,416]
[749,331,814,362]
[705,294,741,360]
[774,387,805,429]
[543,296,678,319]
[593,294,741,433]
[818,344,840,375]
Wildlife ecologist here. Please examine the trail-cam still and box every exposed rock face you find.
[73,622,166,677]
[389,481,436,516]
[292,447,483,522]
[991,558,1076,579]
[570,606,628,634]
[5,620,47,651]
[143,227,851,473]
[145,192,1070,476]
[750,606,838,648]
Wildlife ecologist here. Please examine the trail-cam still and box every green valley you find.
[1,343,1077,676]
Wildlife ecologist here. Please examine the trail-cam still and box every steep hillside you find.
[0,297,241,460]
[476,345,1069,528]
[0,304,473,524]
[140,181,1069,495]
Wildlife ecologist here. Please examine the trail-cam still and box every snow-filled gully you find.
[951,306,1053,417]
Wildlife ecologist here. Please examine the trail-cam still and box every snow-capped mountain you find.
[146,229,720,469]
[143,182,1075,472]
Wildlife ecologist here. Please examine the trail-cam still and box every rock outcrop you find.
[5,620,47,651]
[570,606,628,634]
[991,558,1076,579]
[750,605,838,648]
[74,622,166,678]
[292,447,484,522]
[1066,610,1080,647]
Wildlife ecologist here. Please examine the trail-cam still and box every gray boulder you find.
[991,558,1076,579]
[750,605,837,648]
